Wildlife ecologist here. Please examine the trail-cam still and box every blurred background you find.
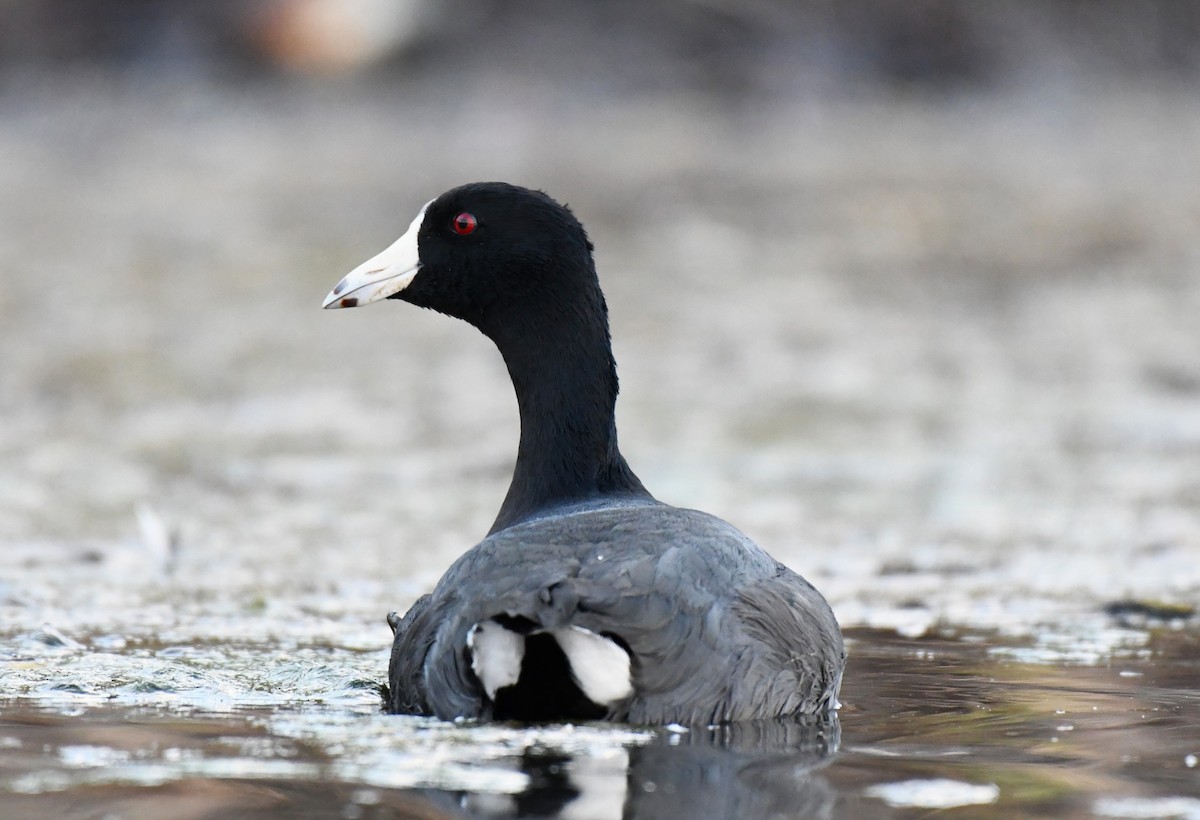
[2,0,1198,644]
[3,1,1200,86]
[2,3,1200,815]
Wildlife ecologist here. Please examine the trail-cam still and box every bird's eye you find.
[452,212,478,235]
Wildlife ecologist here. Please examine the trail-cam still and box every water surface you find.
[3,626,1198,819]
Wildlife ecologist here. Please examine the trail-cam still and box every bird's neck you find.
[483,302,652,534]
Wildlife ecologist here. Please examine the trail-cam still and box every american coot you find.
[323,182,845,725]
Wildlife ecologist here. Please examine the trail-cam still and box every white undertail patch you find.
[551,626,633,705]
[467,620,524,700]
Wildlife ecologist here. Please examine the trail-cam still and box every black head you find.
[324,182,602,341]
[324,182,651,530]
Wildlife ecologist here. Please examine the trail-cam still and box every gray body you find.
[388,500,845,725]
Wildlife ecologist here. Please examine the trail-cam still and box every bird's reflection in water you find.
[451,714,839,819]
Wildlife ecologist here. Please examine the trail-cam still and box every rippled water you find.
[2,70,1199,817]
[3,626,1198,818]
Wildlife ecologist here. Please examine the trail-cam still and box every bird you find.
[323,182,844,726]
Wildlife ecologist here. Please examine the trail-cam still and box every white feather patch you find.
[467,620,524,700]
[550,626,633,705]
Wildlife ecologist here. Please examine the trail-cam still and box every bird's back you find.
[387,502,844,724]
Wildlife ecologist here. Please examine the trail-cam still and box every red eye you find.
[452,212,477,235]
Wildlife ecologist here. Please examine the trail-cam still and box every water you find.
[3,627,1198,818]
[2,72,1199,817]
